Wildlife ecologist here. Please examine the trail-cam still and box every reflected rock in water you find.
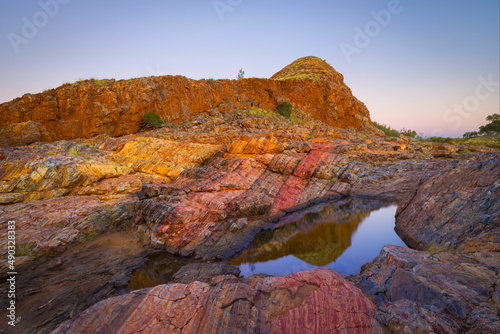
[231,198,387,266]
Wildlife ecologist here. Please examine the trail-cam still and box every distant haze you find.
[0,0,498,137]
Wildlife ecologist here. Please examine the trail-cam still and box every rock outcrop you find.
[351,245,500,333]
[0,56,375,146]
[395,156,500,252]
[53,268,383,334]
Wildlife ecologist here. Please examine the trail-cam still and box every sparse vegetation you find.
[237,107,278,118]
[90,78,109,87]
[463,131,479,139]
[83,226,99,241]
[460,114,500,146]
[290,109,307,123]
[142,112,164,129]
[400,128,418,138]
[478,113,500,142]
[278,102,293,118]
[372,121,399,137]
[429,136,454,144]
[237,69,245,80]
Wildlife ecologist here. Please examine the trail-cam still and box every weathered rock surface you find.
[1,59,498,334]
[351,245,500,333]
[0,121,53,147]
[0,195,137,268]
[395,155,500,252]
[53,268,383,334]
[0,231,153,334]
[0,57,376,145]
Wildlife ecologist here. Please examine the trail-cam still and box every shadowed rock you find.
[395,156,500,252]
[351,245,500,333]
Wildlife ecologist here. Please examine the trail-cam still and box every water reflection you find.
[231,199,406,277]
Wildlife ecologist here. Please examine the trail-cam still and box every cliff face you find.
[0,56,374,146]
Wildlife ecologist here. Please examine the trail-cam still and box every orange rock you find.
[0,57,375,146]
[0,121,52,147]
[227,136,283,155]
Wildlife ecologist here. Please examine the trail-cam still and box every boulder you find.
[53,269,383,334]
[395,157,500,252]
[352,245,500,333]
[0,121,52,147]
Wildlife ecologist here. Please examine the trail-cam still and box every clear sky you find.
[1,0,498,137]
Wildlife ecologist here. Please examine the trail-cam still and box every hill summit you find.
[271,56,347,86]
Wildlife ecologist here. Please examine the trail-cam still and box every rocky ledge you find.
[352,245,500,333]
[53,268,383,334]
[395,157,500,253]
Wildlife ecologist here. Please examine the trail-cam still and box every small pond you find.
[230,200,406,277]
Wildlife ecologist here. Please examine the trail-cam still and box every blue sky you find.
[1,0,498,137]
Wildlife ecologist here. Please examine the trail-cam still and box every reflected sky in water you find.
[235,204,405,277]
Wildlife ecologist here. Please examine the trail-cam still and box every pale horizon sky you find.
[1,0,498,137]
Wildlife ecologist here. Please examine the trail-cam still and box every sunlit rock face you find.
[0,56,377,146]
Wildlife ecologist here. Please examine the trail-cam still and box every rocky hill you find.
[0,56,375,147]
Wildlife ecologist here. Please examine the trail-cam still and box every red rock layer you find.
[53,268,383,334]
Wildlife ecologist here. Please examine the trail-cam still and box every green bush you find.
[479,113,500,142]
[372,121,399,137]
[429,136,454,144]
[278,102,293,118]
[463,131,479,139]
[143,112,164,128]
[400,128,417,138]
